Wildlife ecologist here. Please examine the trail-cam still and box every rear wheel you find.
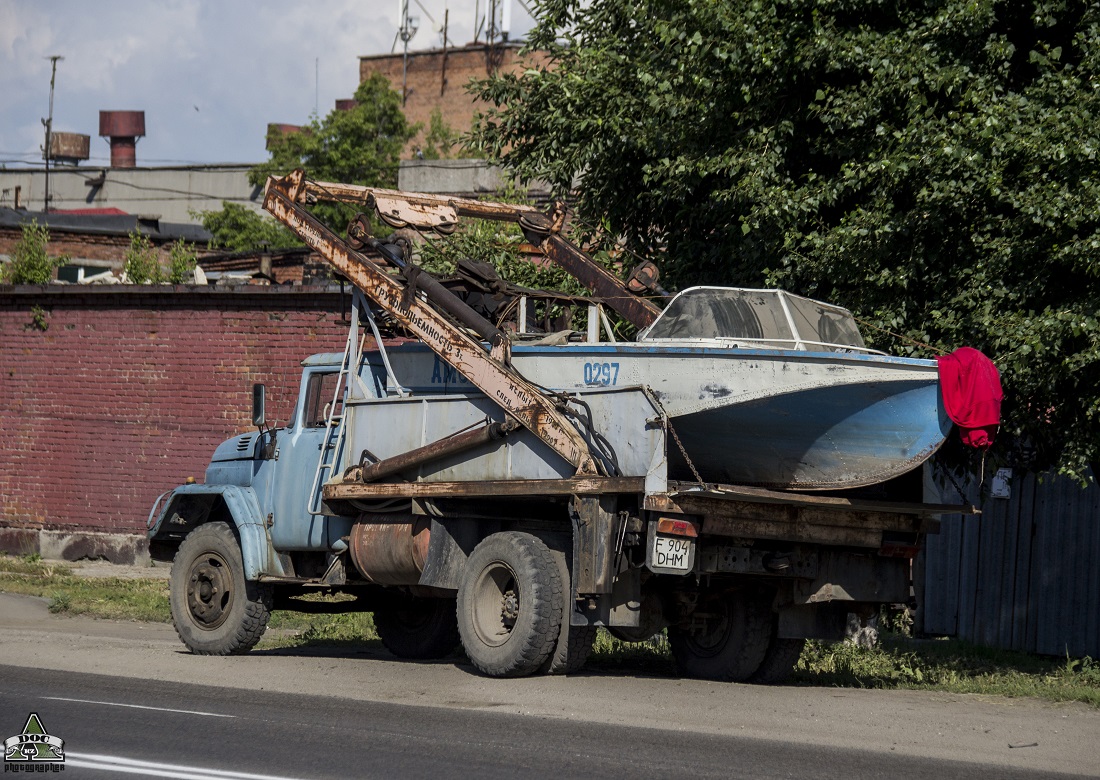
[457,532,562,677]
[748,613,805,684]
[668,589,771,682]
[540,546,596,675]
[748,632,806,684]
[374,595,460,660]
[170,522,271,655]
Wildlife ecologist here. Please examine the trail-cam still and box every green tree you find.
[199,74,416,250]
[123,230,163,284]
[167,239,198,284]
[419,109,460,160]
[3,221,66,284]
[471,0,1100,478]
[249,72,416,232]
[197,203,300,252]
[251,73,413,186]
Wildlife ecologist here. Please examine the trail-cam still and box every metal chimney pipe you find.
[98,110,145,168]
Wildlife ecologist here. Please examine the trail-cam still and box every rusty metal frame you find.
[644,483,959,548]
[570,494,619,595]
[652,482,974,517]
[296,178,663,329]
[264,170,598,475]
[323,476,644,501]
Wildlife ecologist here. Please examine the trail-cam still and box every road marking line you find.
[42,696,236,718]
[67,752,310,780]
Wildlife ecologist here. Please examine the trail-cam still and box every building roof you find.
[0,207,211,244]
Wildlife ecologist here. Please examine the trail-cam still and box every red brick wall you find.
[0,286,358,536]
[0,227,213,272]
[361,44,551,154]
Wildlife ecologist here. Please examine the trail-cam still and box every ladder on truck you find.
[264,169,601,477]
[306,289,409,515]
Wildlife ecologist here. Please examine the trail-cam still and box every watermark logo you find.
[4,713,65,773]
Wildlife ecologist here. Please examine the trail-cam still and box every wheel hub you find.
[471,562,520,648]
[501,590,519,624]
[186,554,233,630]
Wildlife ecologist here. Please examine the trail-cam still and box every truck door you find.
[268,368,343,551]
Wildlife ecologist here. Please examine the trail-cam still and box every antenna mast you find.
[398,0,419,105]
[42,55,63,213]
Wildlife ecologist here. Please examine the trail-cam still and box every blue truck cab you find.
[148,353,356,577]
[146,353,373,655]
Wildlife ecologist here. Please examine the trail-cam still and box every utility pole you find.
[42,55,63,213]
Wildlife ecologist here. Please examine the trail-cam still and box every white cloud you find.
[0,0,534,168]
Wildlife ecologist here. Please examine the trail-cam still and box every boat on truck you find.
[145,169,987,683]
[375,285,950,489]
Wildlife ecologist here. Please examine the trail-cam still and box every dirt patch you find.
[64,559,170,580]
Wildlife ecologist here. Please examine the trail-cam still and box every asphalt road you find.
[1,592,1097,779]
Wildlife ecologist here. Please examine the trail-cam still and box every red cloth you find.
[936,347,1003,448]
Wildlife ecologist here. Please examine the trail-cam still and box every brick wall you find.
[361,43,551,153]
[0,286,356,543]
[0,228,129,265]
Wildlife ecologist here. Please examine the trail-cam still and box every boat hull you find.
[368,343,949,490]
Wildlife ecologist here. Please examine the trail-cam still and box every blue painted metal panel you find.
[147,484,288,580]
[666,381,950,488]
[341,385,665,485]
[1008,474,1035,651]
[1089,484,1100,658]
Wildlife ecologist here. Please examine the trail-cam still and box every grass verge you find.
[2,554,1096,706]
[0,554,170,622]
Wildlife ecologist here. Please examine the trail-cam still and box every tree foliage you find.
[199,74,416,250]
[3,221,66,284]
[123,231,163,284]
[418,109,460,160]
[198,203,300,252]
[167,239,199,284]
[249,72,416,231]
[250,73,413,187]
[471,0,1100,478]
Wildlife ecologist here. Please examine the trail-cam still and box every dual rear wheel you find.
[668,588,804,684]
[376,531,595,677]
[456,531,567,677]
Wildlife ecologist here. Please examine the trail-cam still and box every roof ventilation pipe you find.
[98,110,145,168]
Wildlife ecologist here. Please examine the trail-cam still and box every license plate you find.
[652,535,693,572]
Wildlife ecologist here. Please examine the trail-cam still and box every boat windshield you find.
[641,287,868,351]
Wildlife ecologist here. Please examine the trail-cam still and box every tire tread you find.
[458,532,562,678]
[170,522,271,656]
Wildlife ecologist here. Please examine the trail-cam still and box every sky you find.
[0,0,535,168]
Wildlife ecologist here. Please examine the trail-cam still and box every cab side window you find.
[301,372,341,428]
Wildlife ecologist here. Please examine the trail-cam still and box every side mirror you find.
[252,383,266,428]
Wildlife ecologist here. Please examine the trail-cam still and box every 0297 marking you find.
[583,362,620,386]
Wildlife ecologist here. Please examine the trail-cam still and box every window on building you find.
[57,264,113,284]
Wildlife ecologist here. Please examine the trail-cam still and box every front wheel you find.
[169,522,272,655]
[457,532,562,677]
